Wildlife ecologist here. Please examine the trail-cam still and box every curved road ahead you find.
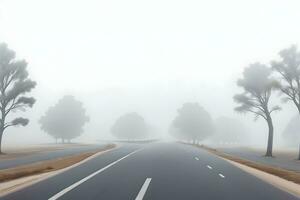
[1,142,298,200]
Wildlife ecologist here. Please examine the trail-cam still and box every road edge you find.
[0,144,119,197]
[192,144,300,198]
[223,157,300,198]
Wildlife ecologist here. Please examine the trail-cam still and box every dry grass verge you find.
[0,144,115,183]
[196,144,300,185]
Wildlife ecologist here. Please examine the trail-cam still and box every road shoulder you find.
[0,144,117,197]
[224,157,300,198]
[196,145,300,198]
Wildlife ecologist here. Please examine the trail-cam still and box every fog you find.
[1,0,300,149]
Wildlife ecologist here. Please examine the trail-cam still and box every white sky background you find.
[0,0,300,148]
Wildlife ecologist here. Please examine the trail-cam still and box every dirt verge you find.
[198,145,300,184]
[226,159,300,197]
[193,144,300,197]
[0,144,116,183]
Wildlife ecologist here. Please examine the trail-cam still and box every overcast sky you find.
[1,0,300,147]
[2,0,300,91]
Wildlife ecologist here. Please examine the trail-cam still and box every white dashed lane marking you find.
[219,173,225,178]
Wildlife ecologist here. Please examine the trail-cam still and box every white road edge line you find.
[135,178,152,200]
[194,157,199,161]
[207,165,212,169]
[48,149,141,200]
[219,173,225,178]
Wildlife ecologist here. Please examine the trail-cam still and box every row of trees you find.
[2,41,300,158]
[111,104,248,145]
[234,45,300,158]
[0,42,151,147]
[0,43,90,153]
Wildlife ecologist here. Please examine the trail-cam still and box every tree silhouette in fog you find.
[171,103,214,144]
[39,95,89,143]
[282,115,300,147]
[271,45,300,159]
[234,63,280,157]
[212,117,249,145]
[0,43,36,153]
[111,112,148,141]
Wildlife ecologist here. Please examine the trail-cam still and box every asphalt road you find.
[1,142,299,200]
[0,144,108,169]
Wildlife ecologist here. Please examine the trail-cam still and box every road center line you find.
[194,157,199,160]
[218,173,225,178]
[135,178,152,200]
[48,149,141,200]
[206,165,212,169]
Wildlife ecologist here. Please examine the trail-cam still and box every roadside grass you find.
[195,144,300,184]
[0,144,115,183]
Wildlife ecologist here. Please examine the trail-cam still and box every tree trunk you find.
[0,112,4,154]
[298,144,300,160]
[0,108,5,154]
[0,129,3,154]
[296,105,300,160]
[265,115,274,157]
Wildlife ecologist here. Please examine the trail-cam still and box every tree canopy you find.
[0,43,36,153]
[234,63,280,119]
[170,102,214,143]
[39,95,89,143]
[271,45,300,113]
[111,112,148,140]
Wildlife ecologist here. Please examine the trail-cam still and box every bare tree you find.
[271,45,300,159]
[0,43,36,153]
[234,63,280,157]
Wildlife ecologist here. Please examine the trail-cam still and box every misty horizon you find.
[1,0,300,149]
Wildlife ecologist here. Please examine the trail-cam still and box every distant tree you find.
[0,43,36,153]
[111,112,148,140]
[171,103,214,144]
[212,117,249,144]
[282,115,300,147]
[271,45,300,159]
[39,95,89,143]
[234,63,280,157]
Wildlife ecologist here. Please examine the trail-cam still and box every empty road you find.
[1,142,298,200]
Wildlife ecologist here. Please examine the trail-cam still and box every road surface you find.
[0,144,108,170]
[1,143,298,200]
